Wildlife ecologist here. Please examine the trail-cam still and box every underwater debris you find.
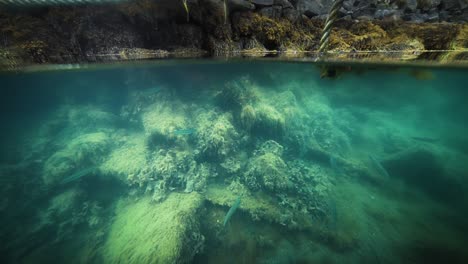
[223,195,241,227]
[368,154,390,178]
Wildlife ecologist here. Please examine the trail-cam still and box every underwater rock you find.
[123,147,199,202]
[196,112,240,161]
[184,162,211,193]
[220,156,243,175]
[383,146,465,203]
[141,101,193,150]
[253,104,286,139]
[42,132,111,186]
[217,76,259,110]
[103,193,204,264]
[43,188,84,222]
[100,133,148,183]
[67,106,120,131]
[254,139,284,156]
[240,104,257,131]
[244,142,291,192]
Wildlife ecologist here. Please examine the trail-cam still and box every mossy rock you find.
[100,133,148,183]
[141,101,190,147]
[196,112,240,160]
[244,152,291,192]
[252,104,285,139]
[42,132,111,186]
[205,184,330,234]
[103,192,204,264]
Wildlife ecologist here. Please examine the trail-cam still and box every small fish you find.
[368,155,390,178]
[60,167,96,185]
[224,196,241,227]
[173,128,196,135]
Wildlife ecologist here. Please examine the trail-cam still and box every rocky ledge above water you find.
[0,0,467,68]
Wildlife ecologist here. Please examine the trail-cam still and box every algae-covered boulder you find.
[244,141,291,192]
[252,103,285,139]
[67,105,120,131]
[141,102,191,148]
[42,132,111,186]
[196,111,240,160]
[240,104,256,131]
[100,133,148,183]
[216,76,259,110]
[103,193,205,264]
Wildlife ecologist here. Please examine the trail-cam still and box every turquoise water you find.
[1,61,468,263]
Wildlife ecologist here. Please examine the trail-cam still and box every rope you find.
[318,0,345,53]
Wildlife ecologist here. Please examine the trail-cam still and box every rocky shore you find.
[0,0,467,67]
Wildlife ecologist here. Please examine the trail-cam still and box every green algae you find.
[103,192,204,264]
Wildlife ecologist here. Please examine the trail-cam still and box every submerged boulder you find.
[383,146,464,203]
[42,132,111,186]
[196,112,240,161]
[244,141,291,192]
[252,104,286,139]
[103,193,204,264]
[100,133,148,183]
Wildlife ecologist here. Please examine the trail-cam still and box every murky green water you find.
[1,61,467,263]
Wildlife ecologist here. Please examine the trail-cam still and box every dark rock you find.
[343,0,354,11]
[351,3,376,19]
[274,0,294,8]
[420,0,441,11]
[403,12,429,23]
[439,10,450,20]
[282,7,301,21]
[228,0,255,11]
[295,0,333,17]
[461,0,468,9]
[259,6,283,18]
[440,0,459,9]
[251,0,275,6]
[405,0,418,11]
[374,9,396,20]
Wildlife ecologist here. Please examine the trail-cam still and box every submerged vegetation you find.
[1,62,468,263]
